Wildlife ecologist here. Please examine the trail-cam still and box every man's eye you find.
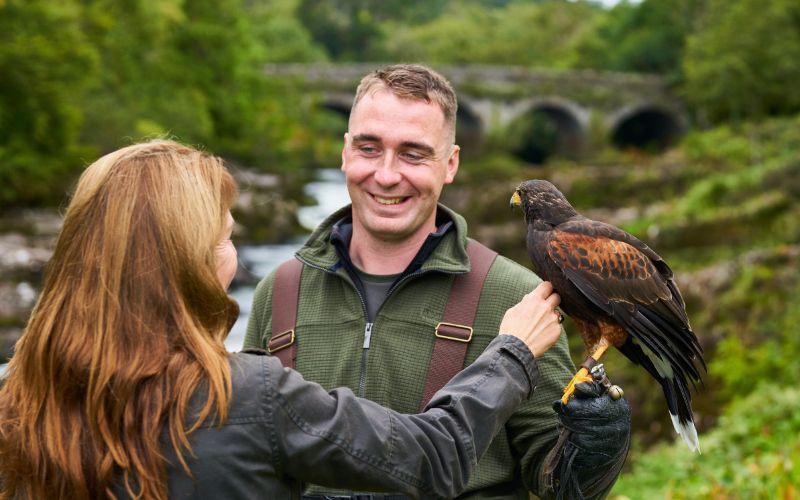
[402,152,425,163]
[359,145,379,155]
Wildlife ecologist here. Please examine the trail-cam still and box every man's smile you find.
[372,194,409,206]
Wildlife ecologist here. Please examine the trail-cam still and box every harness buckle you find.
[268,330,295,353]
[434,322,473,343]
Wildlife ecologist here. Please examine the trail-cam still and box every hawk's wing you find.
[547,218,704,381]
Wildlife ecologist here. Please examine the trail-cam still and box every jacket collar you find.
[296,203,471,276]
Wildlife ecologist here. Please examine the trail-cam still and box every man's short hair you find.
[352,64,458,140]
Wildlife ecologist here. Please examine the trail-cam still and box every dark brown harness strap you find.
[268,258,303,368]
[419,239,498,410]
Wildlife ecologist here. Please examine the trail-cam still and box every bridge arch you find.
[456,102,483,148]
[321,101,351,119]
[508,98,588,164]
[609,105,686,151]
[320,92,353,121]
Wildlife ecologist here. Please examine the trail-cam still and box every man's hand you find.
[544,364,631,500]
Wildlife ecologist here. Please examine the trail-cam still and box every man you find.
[244,64,629,498]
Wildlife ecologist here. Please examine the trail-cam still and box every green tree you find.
[245,0,328,63]
[294,0,466,61]
[169,0,264,157]
[77,0,213,152]
[384,1,599,67]
[682,0,800,123]
[569,0,702,80]
[0,0,98,206]
[76,0,304,168]
[295,0,387,60]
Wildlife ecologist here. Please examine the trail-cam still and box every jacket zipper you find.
[356,268,454,397]
[299,257,466,398]
[299,258,374,397]
[358,322,373,396]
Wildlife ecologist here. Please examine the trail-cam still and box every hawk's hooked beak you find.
[510,190,522,209]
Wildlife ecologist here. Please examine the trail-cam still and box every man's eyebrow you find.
[399,141,436,157]
[351,133,382,144]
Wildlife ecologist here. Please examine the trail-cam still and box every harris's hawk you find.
[510,179,705,452]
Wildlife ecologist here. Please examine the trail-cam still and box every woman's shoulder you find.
[224,351,280,422]
[228,349,270,386]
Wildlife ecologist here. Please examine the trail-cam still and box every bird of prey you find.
[510,179,705,452]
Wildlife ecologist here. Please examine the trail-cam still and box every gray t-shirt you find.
[354,269,399,322]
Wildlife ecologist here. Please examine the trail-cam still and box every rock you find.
[0,233,53,276]
[0,282,37,319]
[233,170,280,189]
[0,327,20,362]
[0,215,56,358]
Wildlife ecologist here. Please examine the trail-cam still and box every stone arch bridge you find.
[264,63,687,162]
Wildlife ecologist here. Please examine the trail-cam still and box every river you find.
[224,169,349,351]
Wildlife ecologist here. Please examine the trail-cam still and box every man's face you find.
[342,89,459,243]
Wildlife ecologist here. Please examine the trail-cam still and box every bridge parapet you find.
[264,64,688,160]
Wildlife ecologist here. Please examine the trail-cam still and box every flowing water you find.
[224,169,349,351]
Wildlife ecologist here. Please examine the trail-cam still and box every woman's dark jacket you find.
[129,335,539,499]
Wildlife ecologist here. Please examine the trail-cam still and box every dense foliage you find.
[682,0,800,123]
[383,1,597,67]
[613,384,800,498]
[571,0,702,81]
[1,0,329,206]
[0,0,97,205]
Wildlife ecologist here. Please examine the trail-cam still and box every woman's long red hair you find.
[0,141,239,499]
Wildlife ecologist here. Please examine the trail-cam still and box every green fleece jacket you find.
[244,204,575,498]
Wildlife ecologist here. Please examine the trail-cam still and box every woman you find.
[0,140,562,499]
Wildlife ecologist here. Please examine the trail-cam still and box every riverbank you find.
[0,167,346,362]
[0,210,62,360]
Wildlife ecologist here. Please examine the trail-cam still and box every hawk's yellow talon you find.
[560,367,593,404]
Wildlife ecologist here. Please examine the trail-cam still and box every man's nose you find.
[373,154,402,186]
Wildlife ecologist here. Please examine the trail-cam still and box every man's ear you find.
[341,132,350,171]
[444,144,460,184]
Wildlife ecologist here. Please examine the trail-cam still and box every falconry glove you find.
[543,364,631,500]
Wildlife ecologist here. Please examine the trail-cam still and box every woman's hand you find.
[499,281,562,358]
